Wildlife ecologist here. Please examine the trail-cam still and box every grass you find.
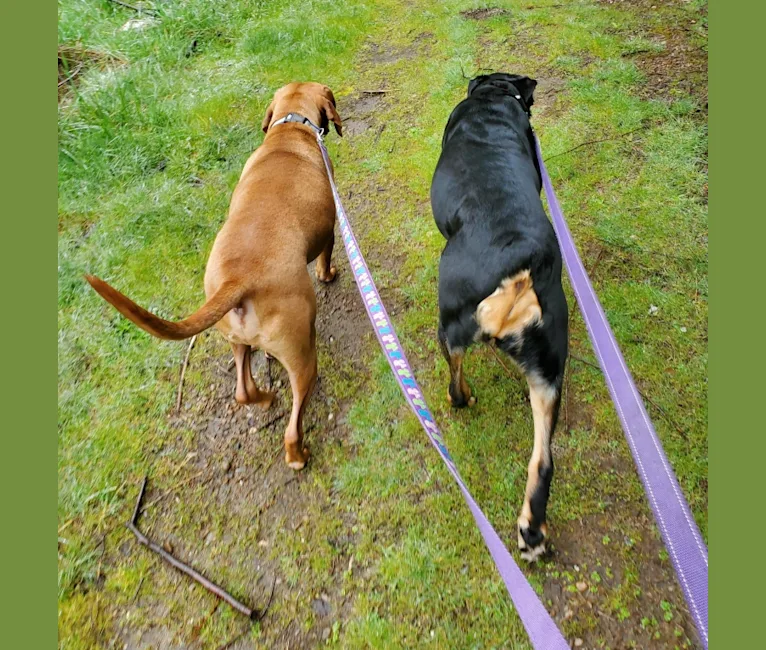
[59,0,707,648]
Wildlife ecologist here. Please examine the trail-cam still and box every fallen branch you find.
[215,576,276,650]
[127,476,255,618]
[175,335,198,413]
[544,126,648,162]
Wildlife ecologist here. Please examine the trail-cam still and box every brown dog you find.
[86,82,343,470]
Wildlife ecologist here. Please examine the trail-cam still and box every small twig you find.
[215,363,234,377]
[544,126,649,162]
[569,355,687,437]
[127,476,255,618]
[524,3,565,9]
[58,518,75,534]
[175,335,198,413]
[487,342,518,379]
[254,411,287,434]
[361,89,388,94]
[227,357,236,371]
[141,470,207,513]
[374,123,386,145]
[131,575,146,605]
[261,574,277,620]
[265,440,287,474]
[130,476,148,525]
[58,62,84,88]
[217,627,250,650]
[265,353,273,391]
[106,0,157,15]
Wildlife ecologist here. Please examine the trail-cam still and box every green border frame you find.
[709,0,761,647]
[4,0,752,646]
[4,2,55,648]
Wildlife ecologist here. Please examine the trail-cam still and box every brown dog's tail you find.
[85,275,244,341]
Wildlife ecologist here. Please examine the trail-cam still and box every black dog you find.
[430,73,568,560]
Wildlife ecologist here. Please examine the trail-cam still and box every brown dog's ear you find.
[261,100,275,133]
[321,97,342,137]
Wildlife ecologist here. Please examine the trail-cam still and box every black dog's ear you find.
[468,75,489,96]
[510,75,537,108]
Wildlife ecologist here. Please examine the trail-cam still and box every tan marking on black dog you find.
[475,270,542,339]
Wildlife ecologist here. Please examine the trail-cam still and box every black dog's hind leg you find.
[438,322,476,408]
[517,375,562,561]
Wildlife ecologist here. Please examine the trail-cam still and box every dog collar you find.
[269,113,325,136]
[509,87,531,117]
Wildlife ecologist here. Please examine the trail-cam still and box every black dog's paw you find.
[518,517,548,562]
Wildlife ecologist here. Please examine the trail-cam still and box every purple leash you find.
[534,133,708,648]
[316,133,571,650]
[315,127,708,649]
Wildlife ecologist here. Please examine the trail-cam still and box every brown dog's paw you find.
[286,446,310,471]
[255,391,276,410]
[236,388,276,409]
[317,265,337,283]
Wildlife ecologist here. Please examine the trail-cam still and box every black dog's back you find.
[431,74,567,384]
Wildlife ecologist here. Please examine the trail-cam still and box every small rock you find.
[328,413,335,422]
[204,532,215,546]
[680,326,687,333]
[311,598,331,617]
[574,564,580,572]
[163,541,174,554]
[574,638,583,647]
[258,539,268,547]
[222,458,232,473]
[120,17,157,32]
[276,379,283,388]
[322,628,331,641]
[329,336,335,343]
[648,304,659,315]
[564,607,574,619]
[576,581,588,593]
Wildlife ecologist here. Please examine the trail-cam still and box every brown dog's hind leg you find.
[315,236,337,283]
[438,324,476,408]
[281,346,317,470]
[518,377,561,561]
[231,344,275,409]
